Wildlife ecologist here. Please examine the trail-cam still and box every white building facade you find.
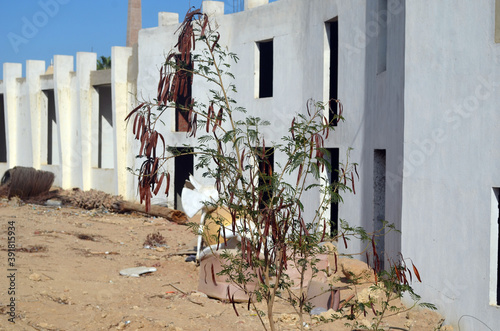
[1,0,500,328]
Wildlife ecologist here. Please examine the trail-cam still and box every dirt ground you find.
[0,198,450,331]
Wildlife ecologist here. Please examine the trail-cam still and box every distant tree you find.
[96,56,111,70]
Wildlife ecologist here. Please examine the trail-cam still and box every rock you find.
[29,273,42,281]
[277,313,299,324]
[339,258,375,283]
[315,309,342,320]
[119,266,157,277]
[310,307,328,315]
[45,199,62,207]
[190,291,207,298]
[357,285,385,303]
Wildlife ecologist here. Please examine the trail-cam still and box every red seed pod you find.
[412,262,422,282]
[165,173,170,195]
[154,173,164,195]
[334,253,338,273]
[351,172,356,194]
[125,102,145,122]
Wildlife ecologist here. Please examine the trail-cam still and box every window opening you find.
[377,0,388,73]
[326,20,338,126]
[257,40,273,98]
[175,54,193,132]
[0,95,6,162]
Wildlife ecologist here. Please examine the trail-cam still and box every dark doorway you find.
[257,147,274,209]
[174,147,194,210]
[374,149,386,269]
[43,90,57,165]
[327,148,340,235]
[96,85,113,168]
[495,188,500,305]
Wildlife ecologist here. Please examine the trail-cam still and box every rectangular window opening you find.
[96,85,114,169]
[377,0,388,74]
[174,147,194,211]
[327,148,340,236]
[374,149,386,269]
[492,188,500,305]
[0,95,6,162]
[175,54,193,132]
[326,20,338,126]
[257,40,273,98]
[43,90,58,165]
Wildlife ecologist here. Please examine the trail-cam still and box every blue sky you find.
[0,0,259,78]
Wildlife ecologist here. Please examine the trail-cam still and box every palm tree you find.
[96,56,111,70]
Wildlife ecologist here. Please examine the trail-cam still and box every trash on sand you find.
[185,255,196,262]
[119,266,157,277]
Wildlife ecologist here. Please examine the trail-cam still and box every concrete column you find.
[112,46,137,200]
[27,60,46,169]
[202,1,225,17]
[158,12,179,26]
[244,0,268,10]
[54,55,78,189]
[127,0,142,46]
[3,63,22,168]
[77,52,96,191]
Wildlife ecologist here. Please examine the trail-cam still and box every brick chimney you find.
[126,0,142,46]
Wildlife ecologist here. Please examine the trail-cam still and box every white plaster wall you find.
[136,0,383,256]
[402,0,500,328]
[27,60,46,170]
[112,46,137,201]
[54,55,80,188]
[77,52,96,192]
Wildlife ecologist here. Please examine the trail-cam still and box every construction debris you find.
[59,188,122,210]
[116,201,188,225]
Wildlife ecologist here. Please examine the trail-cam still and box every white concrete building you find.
[1,0,500,328]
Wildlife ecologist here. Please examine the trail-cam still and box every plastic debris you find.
[119,266,157,277]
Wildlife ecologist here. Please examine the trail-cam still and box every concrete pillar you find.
[77,52,96,191]
[158,12,179,26]
[202,1,225,17]
[54,55,78,189]
[27,60,46,170]
[112,46,137,200]
[244,0,268,10]
[127,0,142,46]
[3,63,22,168]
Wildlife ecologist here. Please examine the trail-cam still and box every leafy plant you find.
[125,7,435,331]
[97,55,111,70]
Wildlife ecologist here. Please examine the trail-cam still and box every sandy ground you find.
[0,198,450,331]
